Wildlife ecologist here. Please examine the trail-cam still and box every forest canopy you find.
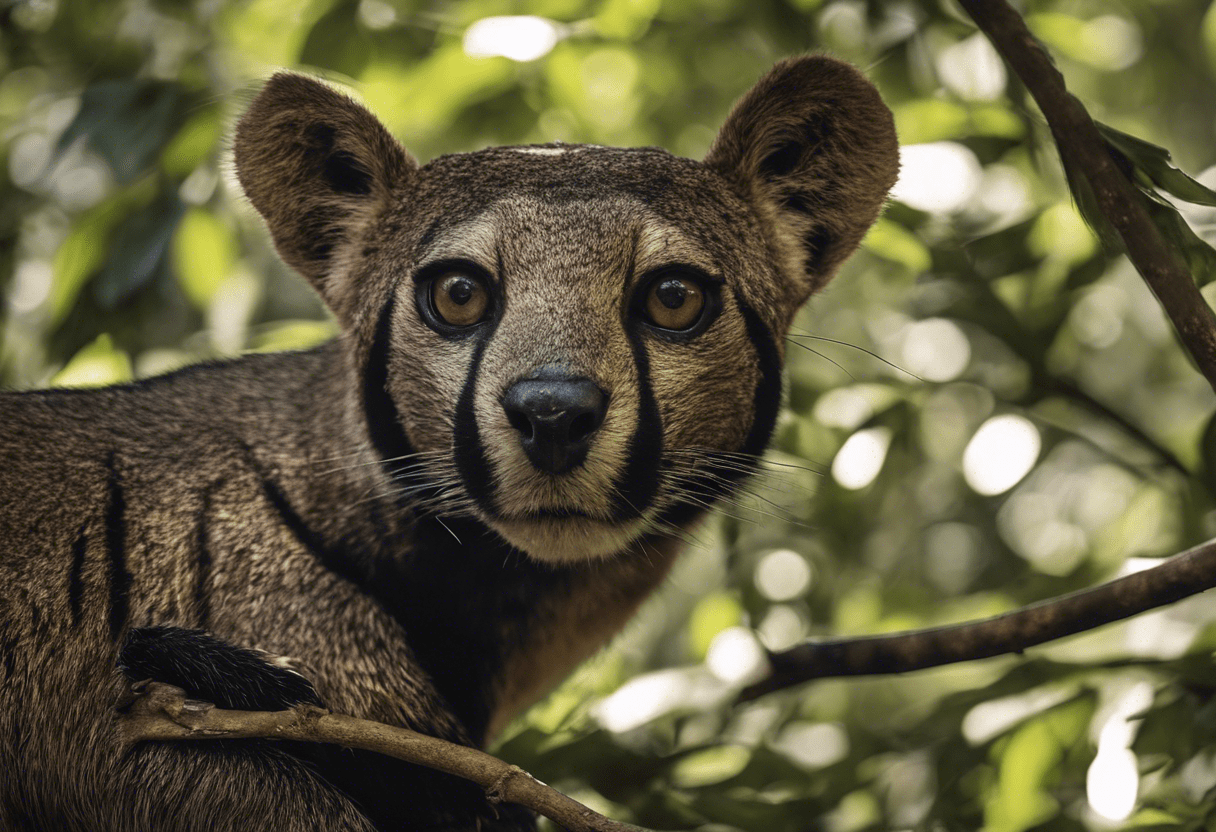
[3,0,1216,829]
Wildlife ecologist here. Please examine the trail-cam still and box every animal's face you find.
[383,150,778,559]
[234,58,899,562]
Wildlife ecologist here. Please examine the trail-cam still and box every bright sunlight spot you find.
[754,549,813,601]
[463,16,561,62]
[936,33,1006,101]
[594,669,687,733]
[832,427,892,490]
[963,687,1077,745]
[8,259,52,313]
[890,142,982,214]
[978,164,1033,223]
[812,386,876,430]
[705,627,768,685]
[900,318,971,382]
[963,415,1040,496]
[1088,748,1139,822]
[773,722,850,769]
[757,605,806,651]
[1081,15,1142,71]
[1087,682,1154,821]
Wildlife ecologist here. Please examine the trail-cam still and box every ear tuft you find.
[705,56,899,301]
[234,74,415,313]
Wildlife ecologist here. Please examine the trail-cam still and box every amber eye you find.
[643,276,705,331]
[431,273,490,327]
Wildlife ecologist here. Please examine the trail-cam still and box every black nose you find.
[501,372,608,475]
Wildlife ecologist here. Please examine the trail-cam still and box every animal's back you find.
[0,352,383,830]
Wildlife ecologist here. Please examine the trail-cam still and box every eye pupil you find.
[448,280,474,305]
[655,279,687,309]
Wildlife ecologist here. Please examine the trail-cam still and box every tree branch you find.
[118,681,647,832]
[739,536,1216,701]
[956,0,1216,395]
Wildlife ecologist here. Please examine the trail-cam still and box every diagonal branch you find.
[119,681,648,832]
[956,0,1216,394]
[739,536,1216,701]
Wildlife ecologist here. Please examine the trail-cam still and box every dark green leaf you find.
[92,193,184,308]
[301,3,371,79]
[1199,407,1216,497]
[1099,123,1216,207]
[59,80,188,183]
[1061,127,1216,286]
[1140,189,1216,286]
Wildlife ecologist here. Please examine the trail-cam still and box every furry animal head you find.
[233,57,898,562]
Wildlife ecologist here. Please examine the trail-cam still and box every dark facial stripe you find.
[363,295,420,486]
[611,328,664,520]
[452,334,498,517]
[734,290,783,458]
[67,520,88,626]
[104,453,132,641]
[657,290,783,529]
[194,487,214,630]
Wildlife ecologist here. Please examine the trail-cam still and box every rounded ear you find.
[234,74,415,314]
[705,56,899,301]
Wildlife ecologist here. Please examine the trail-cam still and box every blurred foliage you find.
[3,0,1216,829]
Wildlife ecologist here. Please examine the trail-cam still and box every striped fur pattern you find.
[0,57,897,830]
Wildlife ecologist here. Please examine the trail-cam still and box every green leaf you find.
[173,207,237,309]
[862,218,931,273]
[1139,189,1216,286]
[92,193,184,308]
[983,696,1094,832]
[1059,149,1123,252]
[670,745,751,788]
[893,99,969,144]
[1098,123,1216,207]
[594,0,661,41]
[160,107,222,178]
[301,4,371,79]
[688,789,824,832]
[1060,126,1216,287]
[687,592,743,659]
[59,80,188,183]
[50,178,156,325]
[248,320,339,353]
[50,333,132,388]
[1199,410,1216,498]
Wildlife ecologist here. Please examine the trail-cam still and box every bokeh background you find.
[5,0,1216,829]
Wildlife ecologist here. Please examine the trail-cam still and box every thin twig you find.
[956,0,1216,394]
[739,536,1216,701]
[119,681,648,832]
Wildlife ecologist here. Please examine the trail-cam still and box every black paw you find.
[118,626,322,712]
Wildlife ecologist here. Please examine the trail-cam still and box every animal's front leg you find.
[118,626,537,832]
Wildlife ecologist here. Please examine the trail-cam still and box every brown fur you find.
[0,57,897,830]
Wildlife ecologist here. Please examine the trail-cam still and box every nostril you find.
[567,411,596,444]
[505,408,534,440]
